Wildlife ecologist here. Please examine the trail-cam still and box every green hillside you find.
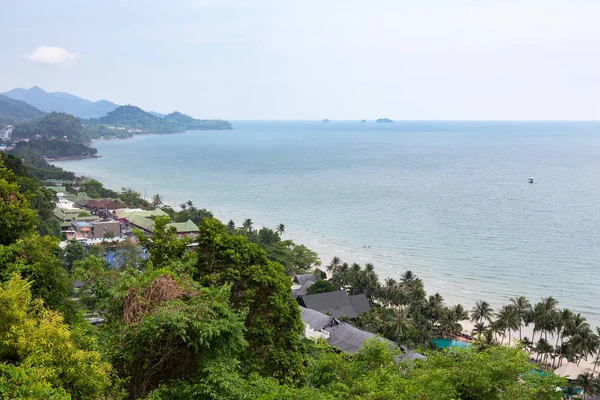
[11,112,89,143]
[91,105,232,135]
[0,94,46,125]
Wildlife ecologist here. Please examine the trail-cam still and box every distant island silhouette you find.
[375,118,393,123]
[360,119,367,123]
[322,119,330,123]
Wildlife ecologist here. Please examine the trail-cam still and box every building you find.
[90,220,121,238]
[0,125,13,142]
[54,207,99,232]
[81,198,127,218]
[300,307,426,360]
[297,290,371,319]
[115,209,199,237]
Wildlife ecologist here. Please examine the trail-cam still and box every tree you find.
[0,274,111,398]
[471,300,494,325]
[61,239,87,271]
[226,219,236,233]
[0,234,73,318]
[0,172,37,245]
[151,193,163,209]
[496,305,521,345]
[575,372,600,400]
[195,218,306,385]
[533,297,559,342]
[242,218,254,234]
[327,256,342,275]
[306,280,337,295]
[135,216,192,270]
[510,296,532,341]
[277,223,285,236]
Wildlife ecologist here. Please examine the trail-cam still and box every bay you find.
[53,121,600,325]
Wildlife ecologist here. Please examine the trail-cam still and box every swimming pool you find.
[432,338,472,349]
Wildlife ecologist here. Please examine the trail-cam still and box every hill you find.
[375,118,394,123]
[2,86,119,118]
[162,111,232,131]
[0,94,46,125]
[92,105,232,134]
[11,112,89,143]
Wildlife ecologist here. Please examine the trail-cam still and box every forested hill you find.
[0,94,46,125]
[11,112,89,143]
[90,105,232,134]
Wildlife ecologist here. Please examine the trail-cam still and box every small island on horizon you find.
[322,119,330,123]
[360,119,367,123]
[375,118,393,123]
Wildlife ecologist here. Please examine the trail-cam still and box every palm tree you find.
[242,218,253,234]
[535,338,553,365]
[386,306,414,343]
[592,327,600,375]
[348,263,363,295]
[510,296,532,341]
[575,372,600,400]
[472,322,486,336]
[533,297,559,341]
[327,256,342,275]
[554,309,574,366]
[362,263,379,298]
[151,193,163,209]
[226,220,235,233]
[474,329,497,350]
[497,305,521,346]
[471,300,494,325]
[490,319,507,345]
[276,223,285,236]
[439,307,463,341]
[401,270,415,283]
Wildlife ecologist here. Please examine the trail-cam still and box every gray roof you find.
[292,280,315,297]
[300,307,335,331]
[300,306,427,360]
[324,322,384,354]
[293,274,317,285]
[300,290,370,319]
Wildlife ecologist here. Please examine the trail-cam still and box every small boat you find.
[528,177,534,184]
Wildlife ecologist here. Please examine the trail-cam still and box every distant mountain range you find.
[2,86,119,119]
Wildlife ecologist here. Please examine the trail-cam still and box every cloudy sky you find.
[2,0,599,120]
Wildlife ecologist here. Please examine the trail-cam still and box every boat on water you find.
[528,177,534,184]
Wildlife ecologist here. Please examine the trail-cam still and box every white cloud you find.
[24,46,78,65]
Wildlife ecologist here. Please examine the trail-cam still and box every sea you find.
[53,121,600,326]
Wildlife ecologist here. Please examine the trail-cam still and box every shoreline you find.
[44,155,101,161]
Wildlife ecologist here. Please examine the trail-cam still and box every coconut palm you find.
[533,297,559,341]
[439,307,463,340]
[386,306,414,343]
[327,256,342,274]
[474,329,497,350]
[471,300,494,325]
[226,220,235,233]
[575,372,600,400]
[362,263,379,298]
[510,296,532,341]
[490,319,507,345]
[348,263,363,295]
[535,338,553,365]
[496,305,521,346]
[592,327,600,375]
[242,218,253,233]
[472,322,486,336]
[151,193,163,209]
[276,223,285,236]
[553,309,574,366]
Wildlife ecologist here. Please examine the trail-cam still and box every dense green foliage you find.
[12,112,89,143]
[1,153,61,237]
[13,138,98,158]
[0,156,591,399]
[77,177,120,198]
[0,94,45,125]
[162,111,232,131]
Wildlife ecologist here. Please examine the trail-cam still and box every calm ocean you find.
[54,121,600,326]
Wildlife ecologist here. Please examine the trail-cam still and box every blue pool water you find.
[432,338,472,349]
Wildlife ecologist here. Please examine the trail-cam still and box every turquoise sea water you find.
[432,338,472,349]
[53,121,600,325]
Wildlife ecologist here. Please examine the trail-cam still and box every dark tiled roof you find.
[293,274,317,285]
[300,307,335,331]
[325,322,383,354]
[300,291,370,319]
[292,280,315,297]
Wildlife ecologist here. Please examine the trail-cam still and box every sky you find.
[1,0,600,120]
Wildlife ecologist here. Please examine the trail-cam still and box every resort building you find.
[296,290,371,319]
[0,125,13,142]
[299,307,426,360]
[115,208,199,237]
[54,207,100,232]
